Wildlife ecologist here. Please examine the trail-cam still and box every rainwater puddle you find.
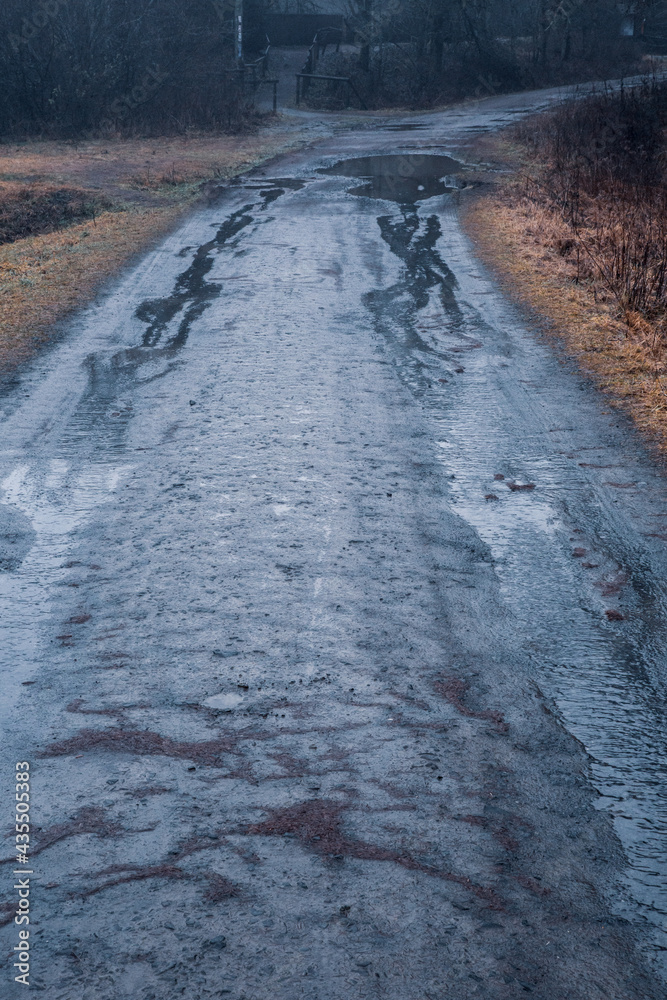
[440,440,667,975]
[380,122,429,132]
[0,460,133,724]
[204,692,244,711]
[320,154,466,203]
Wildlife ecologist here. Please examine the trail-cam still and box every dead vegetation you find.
[204,873,242,902]
[76,863,241,902]
[79,864,187,898]
[26,806,122,859]
[0,184,109,244]
[518,79,667,328]
[463,78,667,451]
[0,129,310,374]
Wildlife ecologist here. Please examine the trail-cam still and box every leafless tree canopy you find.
[1,0,667,132]
[0,0,266,135]
[316,0,667,108]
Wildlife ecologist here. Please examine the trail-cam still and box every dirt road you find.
[1,89,666,999]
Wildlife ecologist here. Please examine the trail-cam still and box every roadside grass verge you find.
[0,128,310,373]
[462,80,667,453]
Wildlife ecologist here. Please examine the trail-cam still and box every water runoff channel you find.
[321,148,667,979]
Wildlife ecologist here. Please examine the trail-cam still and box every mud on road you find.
[1,89,667,999]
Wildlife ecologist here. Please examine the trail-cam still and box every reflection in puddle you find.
[321,154,466,203]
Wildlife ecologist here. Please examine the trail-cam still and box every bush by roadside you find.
[462,78,667,452]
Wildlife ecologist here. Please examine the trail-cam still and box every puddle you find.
[320,154,466,203]
[135,206,254,350]
[381,122,429,132]
[135,181,294,352]
[428,358,667,975]
[239,178,306,191]
[204,692,244,711]
[362,209,667,974]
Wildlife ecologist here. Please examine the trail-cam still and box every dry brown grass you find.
[463,176,667,453]
[0,127,310,372]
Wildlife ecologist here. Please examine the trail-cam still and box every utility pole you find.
[235,0,243,64]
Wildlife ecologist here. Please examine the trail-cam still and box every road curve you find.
[1,90,667,999]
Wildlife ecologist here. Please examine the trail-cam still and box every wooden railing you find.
[225,38,278,112]
[295,73,366,109]
[296,27,367,109]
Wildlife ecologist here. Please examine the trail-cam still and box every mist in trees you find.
[326,0,667,107]
[0,0,666,134]
[0,0,263,135]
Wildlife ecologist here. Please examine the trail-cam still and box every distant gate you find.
[264,14,348,47]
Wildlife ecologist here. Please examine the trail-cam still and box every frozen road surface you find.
[2,90,667,999]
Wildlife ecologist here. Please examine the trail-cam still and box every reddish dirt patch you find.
[247,799,503,909]
[76,859,241,903]
[507,482,536,492]
[388,690,431,712]
[7,806,124,861]
[65,699,151,717]
[79,864,187,898]
[40,723,367,768]
[268,751,311,777]
[126,785,171,799]
[595,575,626,597]
[40,727,240,766]
[204,873,242,902]
[459,813,520,853]
[514,873,551,897]
[66,699,122,717]
[433,677,509,733]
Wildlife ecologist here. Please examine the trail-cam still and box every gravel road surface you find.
[1,89,666,999]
